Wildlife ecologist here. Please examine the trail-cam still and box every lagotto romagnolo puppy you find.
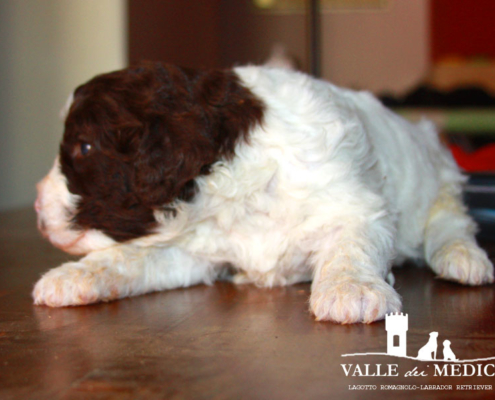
[33,63,494,324]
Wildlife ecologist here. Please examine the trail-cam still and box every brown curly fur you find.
[59,62,264,242]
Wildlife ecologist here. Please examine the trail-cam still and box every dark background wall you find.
[128,0,222,68]
[128,0,429,95]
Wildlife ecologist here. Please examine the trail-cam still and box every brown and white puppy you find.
[34,62,493,324]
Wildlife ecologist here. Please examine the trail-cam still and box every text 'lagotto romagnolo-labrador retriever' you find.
[33,63,494,324]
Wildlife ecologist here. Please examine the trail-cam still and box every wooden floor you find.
[1,208,495,400]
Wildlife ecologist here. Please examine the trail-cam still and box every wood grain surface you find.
[1,208,494,399]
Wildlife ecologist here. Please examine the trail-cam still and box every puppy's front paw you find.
[33,262,121,307]
[431,240,494,286]
[310,274,401,324]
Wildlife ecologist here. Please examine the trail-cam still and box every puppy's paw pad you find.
[310,276,401,324]
[33,263,109,307]
[432,241,494,286]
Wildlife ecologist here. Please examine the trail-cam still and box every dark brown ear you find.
[132,64,264,208]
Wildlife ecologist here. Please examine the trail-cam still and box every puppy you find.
[417,332,439,360]
[33,63,494,324]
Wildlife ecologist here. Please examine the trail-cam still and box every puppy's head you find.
[35,63,264,254]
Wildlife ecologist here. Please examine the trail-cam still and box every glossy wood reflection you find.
[1,209,495,399]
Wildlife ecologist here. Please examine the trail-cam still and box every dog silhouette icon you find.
[443,340,457,361]
[417,332,439,360]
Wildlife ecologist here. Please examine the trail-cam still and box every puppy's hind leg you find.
[424,186,494,285]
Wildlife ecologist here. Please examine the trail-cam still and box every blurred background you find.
[1,0,495,216]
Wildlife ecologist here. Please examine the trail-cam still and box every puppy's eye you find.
[80,143,92,156]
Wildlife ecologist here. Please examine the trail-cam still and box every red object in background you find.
[432,1,495,172]
[431,0,495,61]
[450,144,495,172]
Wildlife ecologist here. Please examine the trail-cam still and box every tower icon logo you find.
[385,312,408,357]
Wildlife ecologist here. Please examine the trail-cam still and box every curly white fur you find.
[34,66,494,323]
